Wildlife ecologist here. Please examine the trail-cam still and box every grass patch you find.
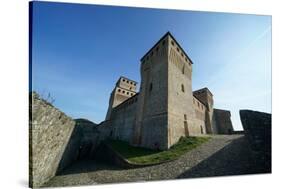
[107,136,211,165]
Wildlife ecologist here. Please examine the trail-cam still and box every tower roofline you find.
[140,31,193,64]
[117,76,138,84]
[193,87,213,96]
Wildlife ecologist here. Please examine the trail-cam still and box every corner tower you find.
[167,33,196,147]
[132,32,196,150]
[105,76,137,120]
[193,88,214,133]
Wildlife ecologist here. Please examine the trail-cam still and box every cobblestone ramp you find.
[43,134,270,187]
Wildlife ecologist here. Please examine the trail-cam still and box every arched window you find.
[182,66,185,74]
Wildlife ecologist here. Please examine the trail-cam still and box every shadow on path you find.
[177,136,271,179]
[57,158,121,176]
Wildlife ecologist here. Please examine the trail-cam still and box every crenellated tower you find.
[132,32,197,150]
[105,76,137,120]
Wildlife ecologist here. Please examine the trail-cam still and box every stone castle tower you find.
[193,88,214,133]
[105,77,137,120]
[100,32,233,150]
[132,32,198,149]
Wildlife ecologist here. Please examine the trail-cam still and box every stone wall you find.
[29,92,76,187]
[239,110,271,172]
[56,119,100,174]
[29,93,100,187]
[110,95,138,142]
[240,110,271,152]
[213,109,234,134]
[133,35,169,150]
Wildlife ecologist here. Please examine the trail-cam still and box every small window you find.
[182,66,185,74]
[181,52,184,57]
[131,93,133,96]
[151,51,154,56]
[122,79,125,82]
[156,46,159,52]
[122,90,125,94]
[171,41,175,46]
[162,40,166,45]
[197,102,199,107]
[177,47,180,52]
[130,82,133,84]
[185,57,188,62]
[118,89,121,92]
[126,80,129,83]
[181,84,185,92]
[149,83,153,92]
[184,114,187,120]
[127,92,129,95]
[133,83,136,86]
[146,56,149,61]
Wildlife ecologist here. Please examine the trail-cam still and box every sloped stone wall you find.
[239,109,271,172]
[29,92,75,187]
[240,110,271,152]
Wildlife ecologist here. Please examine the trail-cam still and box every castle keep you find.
[99,32,233,150]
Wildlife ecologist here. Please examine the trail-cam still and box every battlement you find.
[141,32,193,66]
[116,76,138,92]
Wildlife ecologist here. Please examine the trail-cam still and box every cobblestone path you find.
[44,134,269,187]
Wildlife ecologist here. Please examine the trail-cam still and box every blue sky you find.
[31,1,271,130]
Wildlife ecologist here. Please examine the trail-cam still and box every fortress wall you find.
[30,92,76,187]
[97,120,113,141]
[213,109,234,134]
[110,95,138,142]
[140,114,168,150]
[192,97,207,134]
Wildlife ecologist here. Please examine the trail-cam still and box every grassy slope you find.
[107,136,211,165]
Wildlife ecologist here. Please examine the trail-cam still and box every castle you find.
[99,32,233,150]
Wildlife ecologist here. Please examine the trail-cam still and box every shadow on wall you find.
[55,119,100,175]
[177,135,271,179]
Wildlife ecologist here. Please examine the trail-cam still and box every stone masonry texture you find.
[29,92,76,187]
[239,109,271,172]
